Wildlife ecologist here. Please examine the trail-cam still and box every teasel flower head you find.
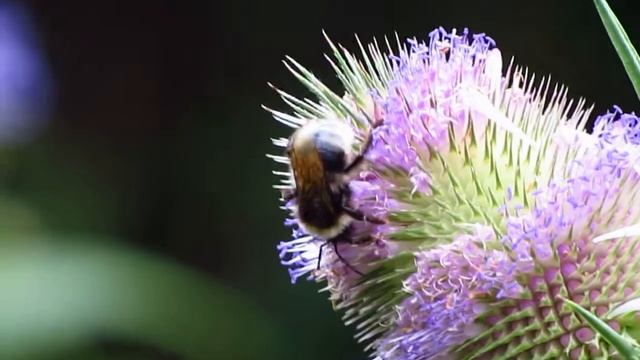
[266,27,640,359]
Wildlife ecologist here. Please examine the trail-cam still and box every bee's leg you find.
[316,241,328,270]
[330,237,364,276]
[343,205,386,224]
[343,118,384,173]
[319,228,365,276]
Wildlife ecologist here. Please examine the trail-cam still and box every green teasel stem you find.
[594,0,640,101]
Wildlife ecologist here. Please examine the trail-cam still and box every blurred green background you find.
[0,0,637,359]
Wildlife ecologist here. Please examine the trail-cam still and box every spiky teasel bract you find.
[266,27,640,359]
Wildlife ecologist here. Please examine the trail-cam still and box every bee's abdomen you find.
[298,197,342,230]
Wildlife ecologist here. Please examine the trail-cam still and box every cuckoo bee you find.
[283,118,384,274]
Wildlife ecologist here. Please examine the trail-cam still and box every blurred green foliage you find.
[0,237,284,360]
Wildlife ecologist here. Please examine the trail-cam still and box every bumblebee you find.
[283,118,384,273]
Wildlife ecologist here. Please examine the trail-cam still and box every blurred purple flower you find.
[0,1,53,144]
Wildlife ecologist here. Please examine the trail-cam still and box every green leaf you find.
[0,236,285,360]
[563,298,640,360]
[594,0,640,100]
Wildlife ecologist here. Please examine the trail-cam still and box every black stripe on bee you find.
[313,132,347,172]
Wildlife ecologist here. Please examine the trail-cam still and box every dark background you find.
[0,0,638,359]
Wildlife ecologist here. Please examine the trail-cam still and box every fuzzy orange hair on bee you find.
[283,118,384,274]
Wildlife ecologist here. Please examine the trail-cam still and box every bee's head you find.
[287,120,355,184]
